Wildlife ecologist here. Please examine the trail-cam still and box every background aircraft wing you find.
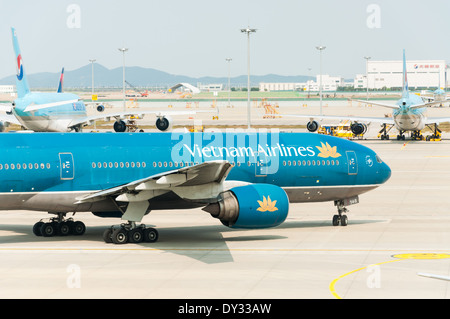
[75,160,232,204]
[425,117,450,125]
[68,110,202,129]
[283,114,395,125]
[418,273,450,281]
[0,113,22,126]
[410,100,450,109]
[0,103,13,113]
[354,100,400,109]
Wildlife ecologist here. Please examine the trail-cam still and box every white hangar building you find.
[357,60,447,90]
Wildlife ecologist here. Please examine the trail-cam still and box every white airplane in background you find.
[0,28,198,133]
[287,50,450,141]
[420,87,448,105]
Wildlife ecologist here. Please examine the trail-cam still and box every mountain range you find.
[0,64,313,89]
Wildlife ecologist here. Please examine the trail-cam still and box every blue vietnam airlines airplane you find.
[289,50,450,141]
[0,28,194,133]
[0,130,391,244]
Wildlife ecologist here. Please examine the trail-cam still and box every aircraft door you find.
[59,152,74,180]
[346,151,358,175]
[256,152,269,177]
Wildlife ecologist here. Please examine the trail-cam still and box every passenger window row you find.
[0,163,50,170]
[282,159,340,166]
[92,162,147,169]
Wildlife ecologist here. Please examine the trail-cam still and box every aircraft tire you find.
[71,221,86,236]
[33,221,44,236]
[111,228,128,244]
[341,215,348,226]
[102,228,113,243]
[332,215,340,226]
[143,228,159,243]
[58,222,71,236]
[41,222,57,237]
[128,228,144,243]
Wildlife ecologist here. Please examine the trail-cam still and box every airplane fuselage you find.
[392,95,427,131]
[0,132,391,216]
[13,92,87,132]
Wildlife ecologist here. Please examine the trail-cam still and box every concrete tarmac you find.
[2,102,450,299]
[1,138,450,299]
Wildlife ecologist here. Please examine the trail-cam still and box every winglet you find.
[11,27,30,98]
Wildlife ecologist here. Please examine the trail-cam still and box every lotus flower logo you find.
[257,196,278,212]
[316,142,341,158]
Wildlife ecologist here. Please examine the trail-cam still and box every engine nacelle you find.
[203,184,289,229]
[97,105,105,112]
[0,121,8,132]
[350,123,367,135]
[306,120,319,132]
[155,116,173,132]
[113,120,128,132]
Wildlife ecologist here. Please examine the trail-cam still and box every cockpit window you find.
[376,155,383,163]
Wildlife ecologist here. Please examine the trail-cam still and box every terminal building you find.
[0,85,15,94]
[260,75,345,92]
[356,59,447,90]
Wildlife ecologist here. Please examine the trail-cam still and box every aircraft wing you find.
[283,114,395,125]
[425,117,450,125]
[0,113,21,126]
[410,100,450,109]
[67,110,202,129]
[0,103,12,113]
[418,273,450,281]
[75,160,233,204]
[354,100,400,109]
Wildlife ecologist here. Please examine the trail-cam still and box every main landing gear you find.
[32,213,86,237]
[102,221,159,244]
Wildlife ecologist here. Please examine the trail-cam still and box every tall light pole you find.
[118,47,128,111]
[226,58,232,108]
[315,46,326,116]
[307,67,312,98]
[241,27,256,129]
[364,56,371,101]
[89,59,96,102]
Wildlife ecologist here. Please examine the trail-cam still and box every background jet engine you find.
[306,120,319,132]
[155,115,173,132]
[113,120,128,132]
[350,123,367,136]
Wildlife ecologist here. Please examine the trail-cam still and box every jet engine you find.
[97,105,105,112]
[306,120,319,132]
[0,121,8,132]
[350,123,367,136]
[155,115,173,132]
[113,120,128,132]
[203,184,289,229]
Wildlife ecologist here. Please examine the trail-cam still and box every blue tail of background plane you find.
[11,27,30,98]
[57,68,64,93]
[402,49,409,98]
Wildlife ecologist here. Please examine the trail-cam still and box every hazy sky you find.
[0,0,449,80]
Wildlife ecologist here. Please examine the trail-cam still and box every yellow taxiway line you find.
[329,253,450,299]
